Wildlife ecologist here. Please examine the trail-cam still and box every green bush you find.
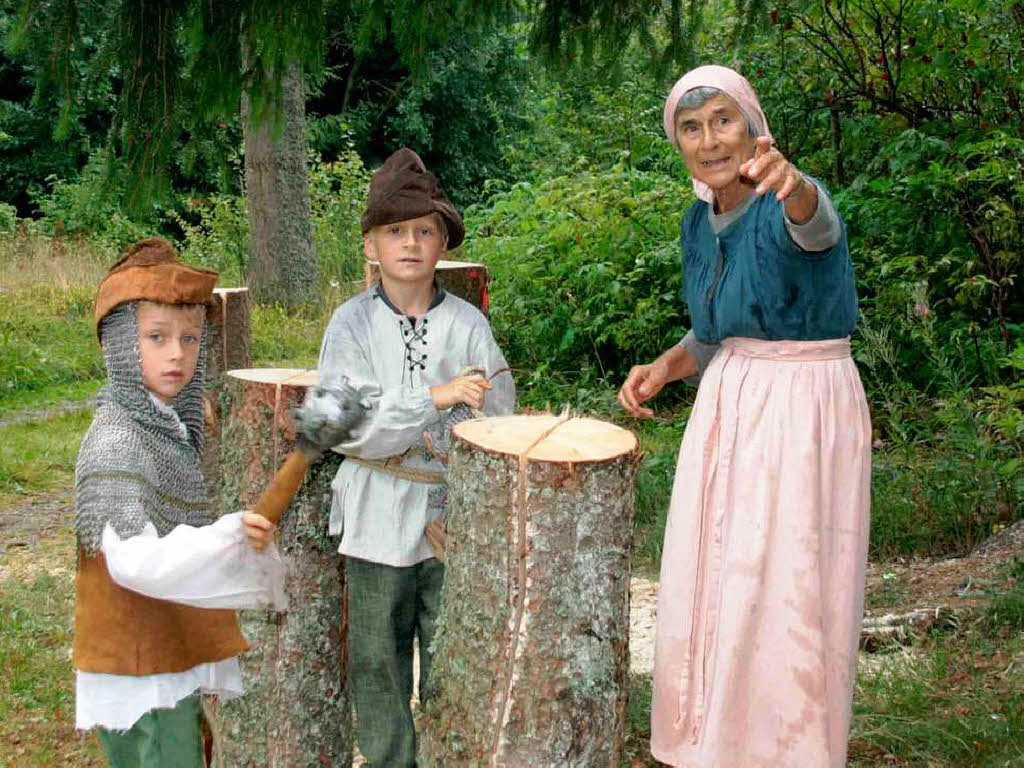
[0,203,17,234]
[175,194,249,287]
[32,155,153,250]
[465,164,693,408]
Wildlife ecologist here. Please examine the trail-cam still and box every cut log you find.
[202,287,251,503]
[419,414,639,768]
[364,259,489,314]
[860,606,957,651]
[209,368,351,768]
[207,288,252,378]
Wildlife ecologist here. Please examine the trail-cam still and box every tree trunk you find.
[365,259,490,315]
[209,368,351,767]
[420,414,639,767]
[243,60,317,308]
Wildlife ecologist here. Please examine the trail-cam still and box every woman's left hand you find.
[739,137,807,202]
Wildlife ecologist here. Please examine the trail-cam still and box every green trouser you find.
[97,693,203,768]
[347,555,445,768]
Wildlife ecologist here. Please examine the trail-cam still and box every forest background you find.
[0,0,1023,765]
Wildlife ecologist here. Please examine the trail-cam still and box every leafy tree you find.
[308,24,528,208]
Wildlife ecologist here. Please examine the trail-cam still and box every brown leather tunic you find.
[73,551,249,676]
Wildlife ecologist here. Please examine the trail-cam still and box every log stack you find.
[420,414,639,767]
[209,368,351,768]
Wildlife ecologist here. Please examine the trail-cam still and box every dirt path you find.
[0,492,74,560]
[0,398,97,429]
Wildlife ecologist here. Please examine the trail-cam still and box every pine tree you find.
[9,0,512,306]
[8,0,755,306]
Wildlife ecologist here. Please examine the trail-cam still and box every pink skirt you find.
[651,337,871,768]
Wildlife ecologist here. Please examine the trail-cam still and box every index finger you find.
[619,376,651,417]
[754,136,772,157]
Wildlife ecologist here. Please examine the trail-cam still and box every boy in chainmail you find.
[73,238,286,767]
[318,148,515,767]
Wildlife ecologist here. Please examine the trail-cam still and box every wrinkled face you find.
[364,214,447,286]
[674,94,757,191]
[136,301,204,404]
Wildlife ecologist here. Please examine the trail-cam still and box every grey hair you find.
[675,86,760,138]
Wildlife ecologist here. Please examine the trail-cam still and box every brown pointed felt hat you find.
[360,148,465,249]
[94,237,218,337]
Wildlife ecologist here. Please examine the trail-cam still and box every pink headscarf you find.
[662,65,773,203]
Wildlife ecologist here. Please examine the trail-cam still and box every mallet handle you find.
[252,450,314,527]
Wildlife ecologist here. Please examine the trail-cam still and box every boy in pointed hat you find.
[74,237,286,766]
[318,148,515,766]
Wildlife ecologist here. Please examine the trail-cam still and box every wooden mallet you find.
[251,381,367,526]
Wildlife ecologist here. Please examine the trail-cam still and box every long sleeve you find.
[784,178,842,252]
[677,329,719,385]
[318,308,439,460]
[100,513,287,610]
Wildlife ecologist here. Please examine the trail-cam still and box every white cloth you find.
[319,288,516,566]
[76,512,287,730]
[76,660,243,732]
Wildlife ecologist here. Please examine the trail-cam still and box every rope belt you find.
[345,454,446,485]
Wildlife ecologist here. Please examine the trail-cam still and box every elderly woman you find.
[618,65,870,767]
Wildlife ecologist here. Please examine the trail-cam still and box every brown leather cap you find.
[94,238,218,337]
[361,148,465,249]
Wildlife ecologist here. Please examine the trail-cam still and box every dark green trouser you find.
[347,556,445,768]
[97,693,203,768]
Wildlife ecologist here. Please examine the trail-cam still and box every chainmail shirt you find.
[75,303,215,554]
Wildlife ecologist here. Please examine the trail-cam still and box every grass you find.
[0,409,94,508]
[630,416,685,573]
[250,302,329,368]
[0,234,110,417]
[849,631,1024,766]
[0,529,104,766]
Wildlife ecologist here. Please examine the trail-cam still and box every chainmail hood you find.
[74,302,216,554]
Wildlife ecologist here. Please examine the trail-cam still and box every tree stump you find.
[202,287,251,503]
[365,258,489,314]
[209,368,351,768]
[420,414,639,768]
[207,288,252,378]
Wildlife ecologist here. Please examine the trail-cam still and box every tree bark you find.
[420,414,639,767]
[209,368,351,767]
[243,60,318,308]
[365,259,490,315]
